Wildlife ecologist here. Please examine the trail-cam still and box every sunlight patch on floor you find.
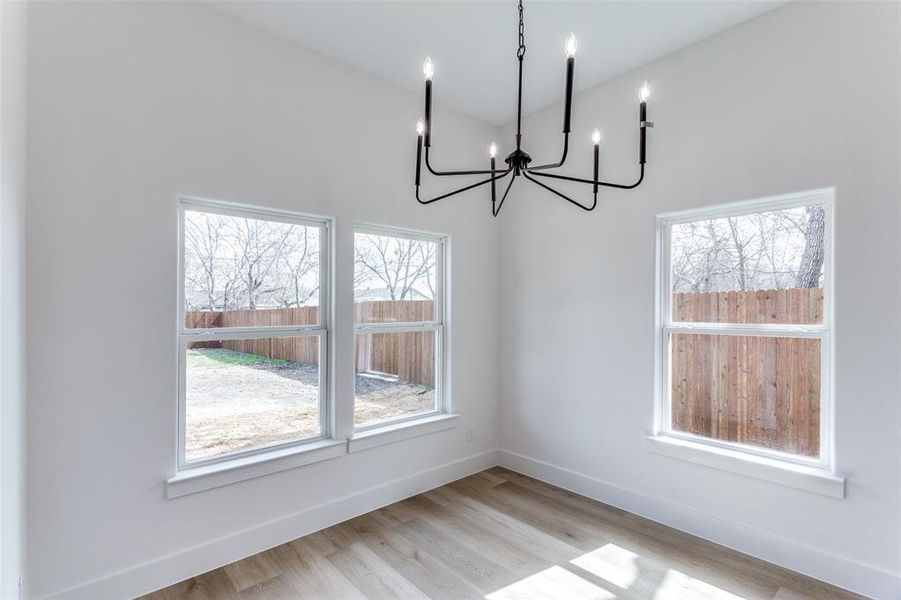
[485,565,616,600]
[654,568,746,600]
[569,543,639,589]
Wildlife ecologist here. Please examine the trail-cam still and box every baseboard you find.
[41,448,900,600]
[498,449,900,600]
[44,449,498,600]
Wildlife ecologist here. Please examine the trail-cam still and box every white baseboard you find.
[498,449,900,600]
[42,448,900,600]
[45,449,498,600]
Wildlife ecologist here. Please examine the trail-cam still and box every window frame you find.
[654,188,835,471]
[352,223,448,432]
[176,196,332,471]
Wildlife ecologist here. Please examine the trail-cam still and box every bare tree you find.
[276,227,320,308]
[796,205,825,288]
[670,205,823,294]
[727,217,752,290]
[183,212,322,311]
[229,219,294,309]
[354,234,436,300]
[184,214,225,310]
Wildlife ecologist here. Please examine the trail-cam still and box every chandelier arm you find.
[424,146,498,177]
[526,164,645,190]
[522,171,597,212]
[416,168,513,205]
[527,133,570,171]
[493,172,518,217]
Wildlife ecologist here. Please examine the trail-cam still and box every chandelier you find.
[414,0,653,216]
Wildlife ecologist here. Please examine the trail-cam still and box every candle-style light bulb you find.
[488,142,498,159]
[564,33,578,58]
[639,82,650,164]
[592,128,602,146]
[639,81,650,103]
[416,118,425,136]
[423,57,435,80]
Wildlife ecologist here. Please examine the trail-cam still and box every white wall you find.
[1,0,28,597]
[498,2,900,598]
[25,1,901,598]
[25,2,501,597]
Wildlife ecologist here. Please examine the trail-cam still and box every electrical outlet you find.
[466,428,474,442]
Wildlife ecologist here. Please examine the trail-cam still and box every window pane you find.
[354,330,437,427]
[670,205,825,324]
[670,333,820,457]
[184,209,321,328]
[185,336,321,463]
[354,232,437,324]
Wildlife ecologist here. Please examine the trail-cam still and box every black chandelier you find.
[414,0,653,216]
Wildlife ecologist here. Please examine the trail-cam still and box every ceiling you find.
[214,1,785,125]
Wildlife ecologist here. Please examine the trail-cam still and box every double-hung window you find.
[352,226,446,430]
[177,198,330,468]
[656,189,833,469]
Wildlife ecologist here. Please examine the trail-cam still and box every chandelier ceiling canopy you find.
[414,0,654,216]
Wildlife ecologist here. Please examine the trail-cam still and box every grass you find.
[187,348,288,369]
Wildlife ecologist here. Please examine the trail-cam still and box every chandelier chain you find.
[517,0,525,59]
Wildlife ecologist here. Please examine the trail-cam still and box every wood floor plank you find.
[143,570,241,600]
[395,515,525,592]
[451,478,612,550]
[326,541,431,599]
[339,512,484,600]
[223,552,282,592]
[141,469,864,600]
[236,575,297,600]
[400,494,549,576]
[435,483,585,563]
[268,538,367,599]
[371,498,420,526]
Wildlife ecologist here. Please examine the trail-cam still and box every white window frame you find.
[352,224,448,433]
[653,188,835,472]
[176,196,333,471]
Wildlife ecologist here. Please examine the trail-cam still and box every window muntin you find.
[658,191,832,465]
[178,198,329,468]
[353,226,445,430]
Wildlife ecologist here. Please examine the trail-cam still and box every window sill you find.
[167,439,346,499]
[646,435,845,499]
[348,413,460,454]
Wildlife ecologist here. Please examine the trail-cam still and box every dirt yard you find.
[185,348,434,461]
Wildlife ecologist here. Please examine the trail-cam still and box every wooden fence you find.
[671,287,823,457]
[672,288,823,324]
[187,289,822,454]
[185,300,435,386]
[354,301,435,387]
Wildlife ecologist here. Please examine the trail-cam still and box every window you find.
[656,189,833,467]
[178,198,329,468]
[353,226,446,430]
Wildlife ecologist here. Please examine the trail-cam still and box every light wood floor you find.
[143,468,863,599]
